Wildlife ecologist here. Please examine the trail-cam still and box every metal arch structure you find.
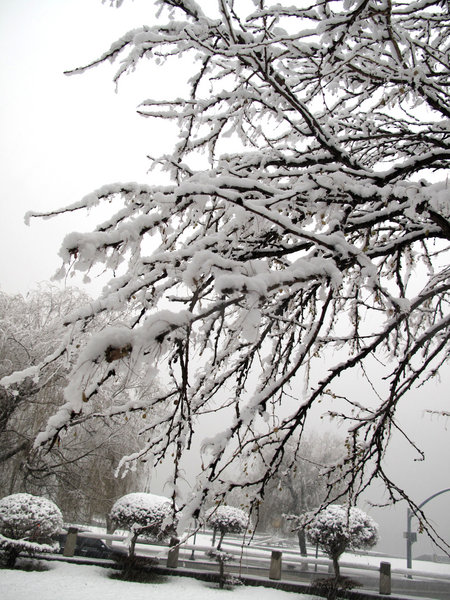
[405,488,450,570]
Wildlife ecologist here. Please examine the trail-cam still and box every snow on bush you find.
[0,493,63,566]
[0,493,63,540]
[207,505,249,535]
[110,492,177,542]
[205,505,249,586]
[206,505,250,551]
[304,504,378,577]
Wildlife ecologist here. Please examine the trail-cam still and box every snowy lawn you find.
[1,559,316,600]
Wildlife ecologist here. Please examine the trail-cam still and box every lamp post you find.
[405,487,450,571]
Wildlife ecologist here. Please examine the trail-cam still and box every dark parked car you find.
[57,532,114,559]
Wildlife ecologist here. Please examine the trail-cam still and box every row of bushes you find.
[0,491,378,596]
[0,492,250,568]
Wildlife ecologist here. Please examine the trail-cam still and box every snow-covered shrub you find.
[205,506,248,588]
[110,492,176,539]
[206,505,249,550]
[110,492,177,558]
[0,493,63,567]
[304,505,378,578]
[206,548,235,589]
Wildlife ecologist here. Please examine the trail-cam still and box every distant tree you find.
[47,422,145,524]
[207,505,249,550]
[109,492,177,559]
[0,286,153,523]
[0,493,63,567]
[253,433,345,523]
[0,286,82,476]
[304,504,378,581]
[8,0,450,549]
[256,433,346,557]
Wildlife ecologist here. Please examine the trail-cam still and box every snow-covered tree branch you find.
[6,0,450,539]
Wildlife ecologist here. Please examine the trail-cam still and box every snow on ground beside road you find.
[0,560,317,600]
[193,532,450,578]
[60,526,450,580]
[339,552,450,577]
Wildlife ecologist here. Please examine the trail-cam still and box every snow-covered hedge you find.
[206,505,249,535]
[110,492,177,542]
[0,493,63,566]
[304,504,378,576]
[0,493,63,541]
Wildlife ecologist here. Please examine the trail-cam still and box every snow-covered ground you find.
[1,560,316,600]
[338,552,450,579]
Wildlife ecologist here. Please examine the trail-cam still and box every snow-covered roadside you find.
[67,528,450,580]
[339,553,450,578]
[180,532,450,579]
[1,560,316,600]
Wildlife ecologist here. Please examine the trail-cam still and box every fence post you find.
[63,527,78,557]
[269,550,282,580]
[379,561,391,595]
[167,537,180,568]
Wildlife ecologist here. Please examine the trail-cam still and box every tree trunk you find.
[8,459,20,494]
[285,471,308,570]
[219,558,225,589]
[106,515,115,534]
[217,531,225,550]
[332,555,340,578]
[129,531,139,559]
[327,581,338,600]
[297,528,308,571]
[297,528,307,555]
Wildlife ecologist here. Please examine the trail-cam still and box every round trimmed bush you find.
[0,493,63,566]
[207,505,249,549]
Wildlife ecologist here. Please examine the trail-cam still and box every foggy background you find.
[1,0,448,561]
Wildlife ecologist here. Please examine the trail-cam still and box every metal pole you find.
[405,487,450,572]
[406,508,412,570]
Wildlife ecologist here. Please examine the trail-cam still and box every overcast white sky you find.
[0,0,174,295]
[0,0,449,560]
